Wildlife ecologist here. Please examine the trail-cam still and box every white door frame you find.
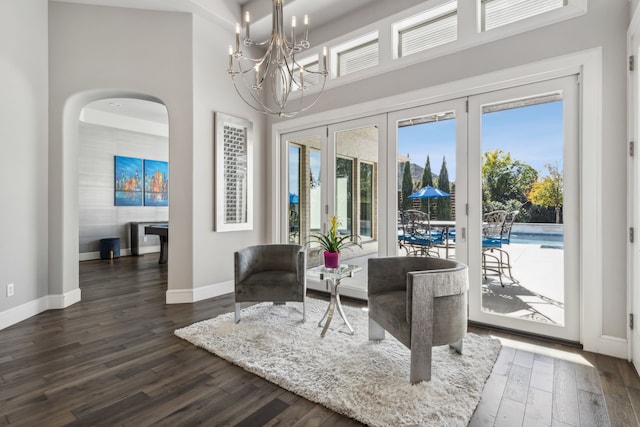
[627,8,640,365]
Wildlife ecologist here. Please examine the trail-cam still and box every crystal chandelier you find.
[228,0,328,118]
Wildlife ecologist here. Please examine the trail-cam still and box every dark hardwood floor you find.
[0,255,638,426]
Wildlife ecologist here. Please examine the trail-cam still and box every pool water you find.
[509,232,563,248]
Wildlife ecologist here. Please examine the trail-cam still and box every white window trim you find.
[392,0,458,60]
[331,31,379,79]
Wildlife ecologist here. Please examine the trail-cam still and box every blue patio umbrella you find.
[408,185,450,217]
[289,193,299,204]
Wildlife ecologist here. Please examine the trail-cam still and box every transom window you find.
[481,0,568,31]
[337,39,379,77]
[396,1,458,58]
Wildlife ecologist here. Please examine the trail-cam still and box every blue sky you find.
[288,101,564,194]
[398,100,564,182]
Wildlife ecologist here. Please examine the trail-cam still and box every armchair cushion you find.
[234,244,307,324]
[237,271,300,300]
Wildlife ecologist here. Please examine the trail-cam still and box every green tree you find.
[528,163,563,224]
[436,156,452,220]
[482,149,537,206]
[420,156,433,214]
[401,161,413,211]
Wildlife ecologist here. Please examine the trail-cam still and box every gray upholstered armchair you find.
[368,257,468,383]
[234,244,307,323]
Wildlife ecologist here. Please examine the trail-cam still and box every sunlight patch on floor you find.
[492,335,593,367]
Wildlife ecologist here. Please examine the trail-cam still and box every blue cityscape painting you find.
[114,156,143,206]
[144,159,169,206]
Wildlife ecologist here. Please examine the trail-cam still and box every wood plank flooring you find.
[0,255,638,426]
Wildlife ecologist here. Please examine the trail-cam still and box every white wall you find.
[190,14,267,295]
[272,0,630,340]
[0,0,49,313]
[48,3,195,297]
[48,2,263,306]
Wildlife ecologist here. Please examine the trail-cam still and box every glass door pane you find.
[390,99,468,264]
[288,144,301,243]
[481,97,564,323]
[468,76,579,341]
[336,157,353,236]
[360,162,374,238]
[333,124,379,249]
[284,131,324,247]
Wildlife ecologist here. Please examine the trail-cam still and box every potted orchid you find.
[309,216,361,269]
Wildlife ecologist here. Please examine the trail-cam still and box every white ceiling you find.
[51,0,380,39]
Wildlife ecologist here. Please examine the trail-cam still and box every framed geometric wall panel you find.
[214,112,253,231]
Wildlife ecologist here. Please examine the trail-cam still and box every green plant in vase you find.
[309,216,361,269]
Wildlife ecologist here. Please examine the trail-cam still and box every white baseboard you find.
[0,289,82,331]
[79,247,158,261]
[166,280,234,304]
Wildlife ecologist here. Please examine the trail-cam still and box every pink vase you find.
[323,251,340,269]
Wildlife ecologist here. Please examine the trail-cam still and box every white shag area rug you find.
[175,298,501,427]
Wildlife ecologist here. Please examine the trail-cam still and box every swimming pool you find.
[509,232,563,248]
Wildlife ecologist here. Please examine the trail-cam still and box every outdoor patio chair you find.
[368,256,468,383]
[398,210,444,257]
[234,244,307,323]
[482,210,517,286]
[502,210,519,245]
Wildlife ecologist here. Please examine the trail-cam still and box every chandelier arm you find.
[280,74,327,117]
[232,75,284,116]
[243,39,272,48]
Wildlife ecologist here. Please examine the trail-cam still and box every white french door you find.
[279,76,581,342]
[387,79,580,341]
[468,76,580,342]
[280,115,388,299]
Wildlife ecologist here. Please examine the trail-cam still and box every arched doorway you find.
[78,98,169,262]
[51,90,168,305]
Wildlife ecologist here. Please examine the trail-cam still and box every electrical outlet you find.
[7,283,14,297]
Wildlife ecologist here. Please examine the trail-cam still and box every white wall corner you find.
[166,280,234,304]
[49,288,82,310]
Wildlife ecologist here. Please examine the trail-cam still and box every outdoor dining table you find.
[430,220,456,258]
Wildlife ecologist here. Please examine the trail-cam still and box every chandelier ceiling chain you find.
[228,0,328,118]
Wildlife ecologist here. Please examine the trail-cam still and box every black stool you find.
[100,237,121,259]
